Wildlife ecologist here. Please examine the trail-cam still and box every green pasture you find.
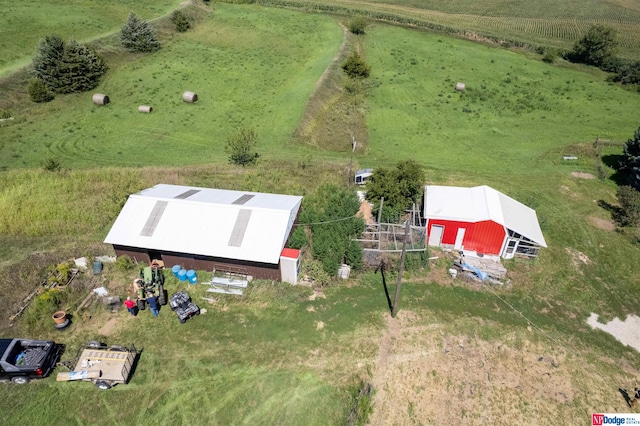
[0,0,182,76]
[364,24,640,176]
[0,5,343,170]
[268,0,640,59]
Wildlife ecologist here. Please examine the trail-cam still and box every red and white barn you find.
[424,185,547,259]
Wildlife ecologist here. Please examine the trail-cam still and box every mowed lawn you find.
[364,24,640,178]
[0,4,342,170]
[0,0,182,76]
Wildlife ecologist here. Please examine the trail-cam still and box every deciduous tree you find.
[225,127,260,167]
[568,25,618,67]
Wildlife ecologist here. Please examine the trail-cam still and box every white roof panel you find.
[425,185,546,247]
[104,184,302,264]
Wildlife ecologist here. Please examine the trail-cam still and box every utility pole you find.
[391,221,409,318]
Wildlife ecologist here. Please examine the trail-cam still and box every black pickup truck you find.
[0,338,63,384]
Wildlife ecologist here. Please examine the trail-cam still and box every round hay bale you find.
[182,91,198,103]
[138,105,153,113]
[455,82,466,91]
[92,93,109,105]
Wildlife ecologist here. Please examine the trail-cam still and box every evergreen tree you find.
[57,40,107,93]
[620,127,640,191]
[27,78,55,103]
[31,35,65,90]
[121,13,161,53]
[171,10,191,33]
[31,36,106,94]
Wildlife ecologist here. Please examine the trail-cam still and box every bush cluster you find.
[298,184,364,276]
[31,35,106,95]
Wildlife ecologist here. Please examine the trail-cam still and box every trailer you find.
[56,342,137,390]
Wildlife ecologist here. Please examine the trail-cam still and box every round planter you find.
[52,310,66,325]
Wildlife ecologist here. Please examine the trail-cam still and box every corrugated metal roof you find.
[104,184,303,264]
[424,185,546,247]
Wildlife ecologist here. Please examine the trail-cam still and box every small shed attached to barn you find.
[104,184,302,283]
[423,185,547,259]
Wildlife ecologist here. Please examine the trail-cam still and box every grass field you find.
[0,0,182,76]
[1,1,640,424]
[0,5,343,170]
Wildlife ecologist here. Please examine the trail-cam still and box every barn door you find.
[428,225,444,246]
[454,228,466,250]
[503,238,518,259]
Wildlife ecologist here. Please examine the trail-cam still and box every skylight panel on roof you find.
[140,201,168,237]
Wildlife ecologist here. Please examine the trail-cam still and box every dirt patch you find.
[565,247,592,269]
[367,311,576,424]
[316,321,325,330]
[588,313,640,352]
[357,200,375,225]
[571,172,595,179]
[589,216,616,231]
[98,317,118,336]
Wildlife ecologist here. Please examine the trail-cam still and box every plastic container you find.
[178,269,187,281]
[186,269,197,284]
[172,264,181,278]
[93,260,103,275]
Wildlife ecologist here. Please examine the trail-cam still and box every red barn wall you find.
[426,219,506,255]
[463,220,506,255]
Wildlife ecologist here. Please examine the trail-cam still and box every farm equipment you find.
[56,341,137,390]
[169,291,200,324]
[135,265,167,310]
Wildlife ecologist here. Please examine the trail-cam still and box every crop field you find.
[267,0,640,59]
[0,0,182,76]
[1,1,640,425]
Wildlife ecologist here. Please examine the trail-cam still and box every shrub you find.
[171,10,192,32]
[41,157,62,172]
[342,53,371,79]
[542,49,557,64]
[301,258,331,288]
[347,15,368,35]
[121,13,161,53]
[619,127,640,191]
[0,108,12,119]
[287,227,308,250]
[114,255,136,271]
[615,186,640,227]
[225,127,260,167]
[28,78,55,103]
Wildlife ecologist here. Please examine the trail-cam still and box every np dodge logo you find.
[593,414,604,425]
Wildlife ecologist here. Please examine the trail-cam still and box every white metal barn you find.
[104,184,302,282]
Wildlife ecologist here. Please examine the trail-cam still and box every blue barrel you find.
[178,269,187,281]
[172,264,181,278]
[186,269,197,284]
